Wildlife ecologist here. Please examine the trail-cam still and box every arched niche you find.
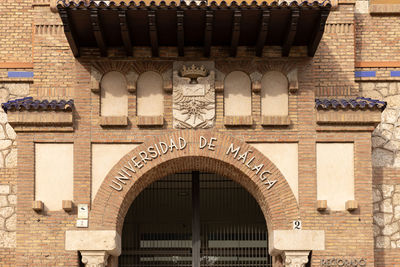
[100,71,128,117]
[137,71,164,116]
[224,71,252,116]
[261,71,289,116]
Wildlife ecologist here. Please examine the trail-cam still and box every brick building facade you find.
[0,0,399,266]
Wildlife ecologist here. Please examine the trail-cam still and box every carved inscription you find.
[109,136,277,192]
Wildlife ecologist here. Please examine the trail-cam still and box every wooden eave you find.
[57,0,331,57]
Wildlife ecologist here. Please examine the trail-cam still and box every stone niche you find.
[172,61,215,129]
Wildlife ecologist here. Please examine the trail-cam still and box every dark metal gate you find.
[119,172,272,267]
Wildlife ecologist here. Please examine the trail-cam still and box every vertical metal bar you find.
[192,171,200,267]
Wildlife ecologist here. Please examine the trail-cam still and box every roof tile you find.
[315,97,386,111]
[1,97,74,113]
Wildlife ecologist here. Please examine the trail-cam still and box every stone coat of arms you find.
[173,62,215,129]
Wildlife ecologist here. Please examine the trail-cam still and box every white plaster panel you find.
[252,143,298,202]
[261,71,288,116]
[92,144,138,201]
[317,143,354,211]
[137,71,164,116]
[101,71,128,116]
[35,144,73,211]
[224,71,252,116]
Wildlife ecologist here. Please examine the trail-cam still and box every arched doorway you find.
[119,171,271,267]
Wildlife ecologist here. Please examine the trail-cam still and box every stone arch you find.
[90,131,300,236]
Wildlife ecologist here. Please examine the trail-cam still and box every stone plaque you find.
[173,61,215,129]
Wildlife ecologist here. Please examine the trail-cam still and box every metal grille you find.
[119,172,272,267]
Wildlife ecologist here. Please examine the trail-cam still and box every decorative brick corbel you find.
[250,71,262,93]
[162,69,173,93]
[91,68,102,93]
[287,68,298,93]
[163,80,173,93]
[214,81,224,92]
[126,70,138,93]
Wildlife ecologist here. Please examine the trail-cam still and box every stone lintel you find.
[65,230,121,256]
[316,109,382,126]
[7,111,73,132]
[269,230,325,255]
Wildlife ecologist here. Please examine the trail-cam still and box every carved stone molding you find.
[81,250,109,267]
[282,251,310,267]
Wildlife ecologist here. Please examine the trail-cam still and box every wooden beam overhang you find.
[118,8,133,56]
[308,7,330,57]
[177,10,185,57]
[230,10,241,57]
[90,8,107,57]
[57,1,332,58]
[148,10,159,57]
[255,9,270,57]
[204,10,213,57]
[59,8,80,57]
[282,7,300,57]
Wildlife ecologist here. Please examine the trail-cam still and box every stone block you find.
[0,207,13,218]
[372,136,387,148]
[5,83,29,97]
[375,236,390,249]
[5,124,16,140]
[394,206,400,220]
[382,222,399,236]
[372,148,394,167]
[7,195,16,205]
[382,184,394,198]
[268,230,325,255]
[0,113,7,125]
[65,230,121,256]
[0,230,15,248]
[380,199,393,213]
[0,140,12,150]
[373,187,383,203]
[5,148,17,168]
[0,196,8,207]
[5,214,15,231]
[0,185,10,195]
[393,193,400,206]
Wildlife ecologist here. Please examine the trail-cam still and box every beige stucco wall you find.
[224,71,252,116]
[252,143,298,201]
[261,71,288,116]
[35,143,74,211]
[137,71,164,116]
[317,143,354,211]
[91,144,138,201]
[100,71,128,117]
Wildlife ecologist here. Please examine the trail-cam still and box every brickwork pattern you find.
[0,0,394,266]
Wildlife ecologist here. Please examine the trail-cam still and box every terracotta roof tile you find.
[315,97,386,111]
[1,97,74,113]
